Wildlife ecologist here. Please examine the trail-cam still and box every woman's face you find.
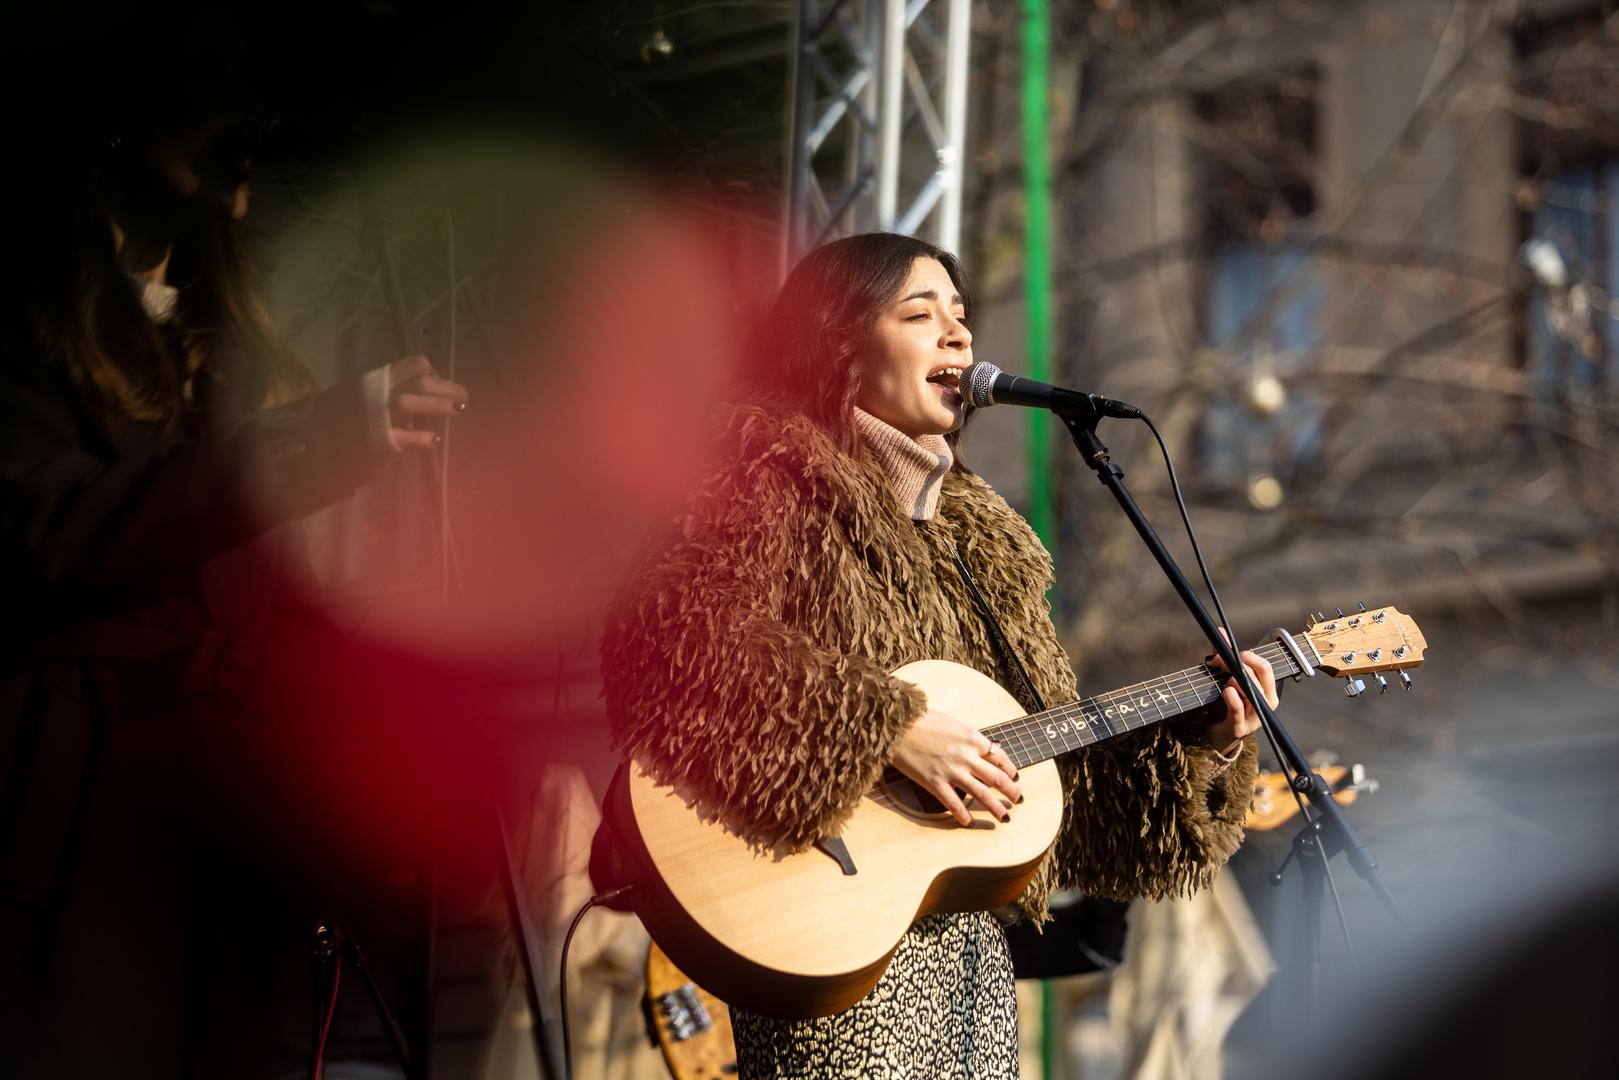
[149,111,252,220]
[856,256,972,438]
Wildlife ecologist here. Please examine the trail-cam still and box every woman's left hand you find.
[1204,630,1277,751]
[388,355,470,450]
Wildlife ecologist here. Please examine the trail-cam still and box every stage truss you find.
[785,0,972,262]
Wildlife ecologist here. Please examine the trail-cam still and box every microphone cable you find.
[1132,408,1356,963]
[558,885,636,1080]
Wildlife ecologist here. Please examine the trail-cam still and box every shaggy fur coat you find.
[601,404,1257,923]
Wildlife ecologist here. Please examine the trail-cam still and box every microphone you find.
[962,361,1143,420]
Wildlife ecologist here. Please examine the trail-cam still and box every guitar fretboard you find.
[986,640,1303,769]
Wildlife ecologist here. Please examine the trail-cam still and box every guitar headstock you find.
[1300,605,1427,694]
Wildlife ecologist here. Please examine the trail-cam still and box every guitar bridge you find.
[813,835,858,875]
[655,984,713,1041]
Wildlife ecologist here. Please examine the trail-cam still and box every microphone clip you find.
[1041,387,1141,424]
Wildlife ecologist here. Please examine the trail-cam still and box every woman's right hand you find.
[388,355,470,450]
[890,710,1022,826]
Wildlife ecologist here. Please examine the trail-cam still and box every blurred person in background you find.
[602,231,1279,1077]
[0,12,467,1077]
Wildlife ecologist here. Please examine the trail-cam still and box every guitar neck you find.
[986,639,1304,769]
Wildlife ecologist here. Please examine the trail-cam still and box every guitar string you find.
[997,618,1407,762]
[1001,682,1194,763]
[882,622,1403,789]
[1008,652,1290,759]
[991,658,1253,767]
[1077,640,1295,720]
[1007,641,1292,744]
[873,640,1299,805]
[988,641,1299,765]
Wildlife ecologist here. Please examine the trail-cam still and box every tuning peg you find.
[1334,607,1345,618]
[1373,673,1389,693]
[1399,672,1413,690]
[1357,601,1368,612]
[1344,678,1366,698]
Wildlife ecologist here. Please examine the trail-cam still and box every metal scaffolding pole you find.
[937,0,971,253]
[784,0,973,267]
[875,0,904,228]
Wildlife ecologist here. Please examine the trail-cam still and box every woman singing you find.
[602,232,1275,1076]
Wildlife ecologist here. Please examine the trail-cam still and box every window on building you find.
[1193,69,1323,499]
[1522,165,1619,400]
[1516,8,1619,404]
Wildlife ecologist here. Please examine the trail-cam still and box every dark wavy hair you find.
[742,232,974,454]
[4,9,310,428]
[17,163,312,427]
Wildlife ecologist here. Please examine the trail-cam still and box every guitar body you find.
[612,660,1065,1020]
[646,943,737,1080]
[1247,763,1376,831]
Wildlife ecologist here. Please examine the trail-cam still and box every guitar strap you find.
[950,547,1048,713]
[952,549,1132,973]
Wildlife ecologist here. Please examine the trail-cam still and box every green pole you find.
[1020,0,1054,555]
[1020,2,1058,1078]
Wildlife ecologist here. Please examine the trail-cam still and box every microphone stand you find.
[1265,811,1345,1016]
[1050,394,1402,942]
[347,191,563,1080]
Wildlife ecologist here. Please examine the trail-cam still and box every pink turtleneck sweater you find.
[852,408,953,521]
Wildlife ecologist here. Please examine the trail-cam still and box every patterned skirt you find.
[731,911,1018,1079]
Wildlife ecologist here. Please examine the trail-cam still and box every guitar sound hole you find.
[879,768,959,818]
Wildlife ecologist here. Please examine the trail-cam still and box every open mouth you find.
[926,366,965,393]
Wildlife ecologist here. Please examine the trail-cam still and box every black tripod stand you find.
[304,803,565,1080]
[1265,814,1347,1014]
[308,915,416,1080]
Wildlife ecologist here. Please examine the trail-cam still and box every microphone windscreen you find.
[963,361,1002,409]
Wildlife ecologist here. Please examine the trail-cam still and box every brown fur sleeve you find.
[601,447,926,855]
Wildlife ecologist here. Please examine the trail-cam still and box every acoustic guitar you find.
[1247,761,1379,832]
[645,943,737,1080]
[608,606,1426,1019]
